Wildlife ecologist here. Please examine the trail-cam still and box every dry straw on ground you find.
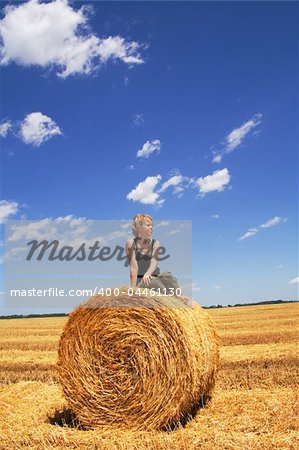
[57,287,219,431]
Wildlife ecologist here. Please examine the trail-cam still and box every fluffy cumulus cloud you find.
[7,215,131,244]
[0,200,19,223]
[136,140,161,158]
[127,169,232,207]
[5,215,133,263]
[212,113,262,163]
[289,277,299,284]
[158,175,187,197]
[192,168,231,196]
[0,0,144,78]
[127,172,191,206]
[97,36,142,65]
[20,112,62,146]
[8,215,92,243]
[0,121,12,137]
[239,216,288,241]
[126,175,163,205]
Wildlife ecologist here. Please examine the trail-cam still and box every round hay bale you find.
[57,287,219,431]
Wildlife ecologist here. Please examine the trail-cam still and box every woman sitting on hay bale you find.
[125,214,192,305]
[57,220,219,431]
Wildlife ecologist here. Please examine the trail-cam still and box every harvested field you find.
[0,302,298,449]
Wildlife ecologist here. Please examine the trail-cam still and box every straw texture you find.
[57,287,219,431]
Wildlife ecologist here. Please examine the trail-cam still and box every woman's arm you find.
[125,239,138,287]
[142,240,160,286]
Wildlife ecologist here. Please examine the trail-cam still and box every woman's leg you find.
[137,272,179,294]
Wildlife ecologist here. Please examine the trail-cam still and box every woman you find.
[125,214,180,294]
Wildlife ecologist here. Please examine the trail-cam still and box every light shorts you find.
[137,271,180,294]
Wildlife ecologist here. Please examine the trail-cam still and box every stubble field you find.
[0,302,298,449]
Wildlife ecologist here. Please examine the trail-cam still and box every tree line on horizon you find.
[0,299,297,319]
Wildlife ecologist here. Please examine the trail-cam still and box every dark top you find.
[133,237,160,282]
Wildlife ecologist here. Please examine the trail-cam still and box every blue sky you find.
[0,0,298,311]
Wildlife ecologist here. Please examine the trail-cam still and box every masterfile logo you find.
[4,219,192,310]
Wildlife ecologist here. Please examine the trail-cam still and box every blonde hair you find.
[132,214,153,237]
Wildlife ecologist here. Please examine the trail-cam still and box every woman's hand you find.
[141,273,152,287]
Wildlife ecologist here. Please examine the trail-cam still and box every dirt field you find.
[0,302,298,449]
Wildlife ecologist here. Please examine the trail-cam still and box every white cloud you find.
[120,222,131,230]
[155,199,166,208]
[0,121,12,137]
[0,200,19,223]
[239,228,258,241]
[137,140,161,158]
[212,214,220,219]
[212,113,262,163]
[289,277,299,284]
[159,170,190,198]
[127,168,231,207]
[126,172,191,207]
[226,113,262,151]
[7,215,130,247]
[132,113,144,127]
[192,283,201,292]
[97,36,143,66]
[155,221,170,227]
[7,215,85,242]
[260,216,287,228]
[194,168,231,196]
[168,229,180,235]
[212,154,222,164]
[0,0,144,78]
[127,175,162,205]
[20,112,62,146]
[4,215,133,263]
[213,285,222,290]
[180,282,201,293]
[239,216,287,241]
[173,185,185,197]
[158,175,185,193]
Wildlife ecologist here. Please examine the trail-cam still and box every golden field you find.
[0,302,298,449]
